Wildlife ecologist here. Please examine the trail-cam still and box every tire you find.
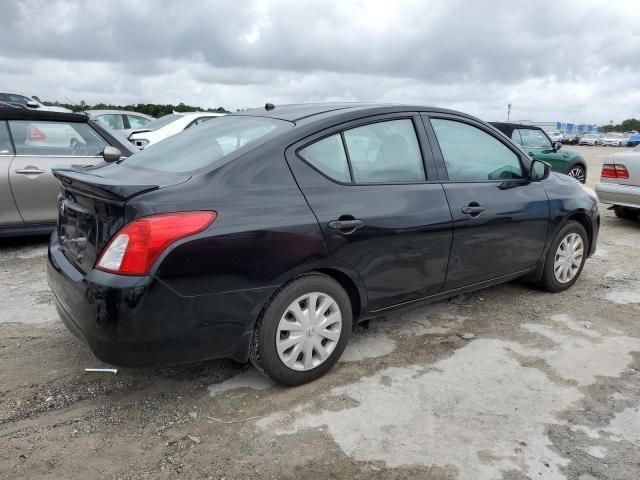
[250,274,352,386]
[613,206,639,220]
[537,221,589,292]
[567,164,586,183]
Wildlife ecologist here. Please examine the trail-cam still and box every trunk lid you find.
[53,162,190,272]
[602,152,640,187]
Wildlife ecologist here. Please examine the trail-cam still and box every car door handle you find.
[15,168,45,175]
[461,205,486,216]
[328,219,364,231]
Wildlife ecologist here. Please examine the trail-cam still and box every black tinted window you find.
[122,116,291,173]
[431,119,523,181]
[299,134,350,182]
[343,119,425,183]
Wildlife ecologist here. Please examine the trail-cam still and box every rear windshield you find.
[121,116,292,173]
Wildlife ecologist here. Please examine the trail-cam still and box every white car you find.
[578,133,601,146]
[602,132,624,147]
[128,112,225,149]
[596,145,640,220]
[547,131,564,142]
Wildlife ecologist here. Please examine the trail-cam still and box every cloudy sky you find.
[2,0,639,124]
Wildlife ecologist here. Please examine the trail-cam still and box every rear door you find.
[425,115,549,290]
[286,113,452,311]
[0,121,23,226]
[7,120,108,223]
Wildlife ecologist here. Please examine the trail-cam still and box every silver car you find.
[85,109,153,135]
[596,145,640,220]
[0,106,134,237]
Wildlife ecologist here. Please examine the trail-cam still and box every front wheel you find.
[536,221,588,292]
[250,274,352,386]
[567,165,586,183]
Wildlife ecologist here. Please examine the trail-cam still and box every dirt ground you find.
[1,146,639,480]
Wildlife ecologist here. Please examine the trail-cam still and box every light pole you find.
[507,103,512,121]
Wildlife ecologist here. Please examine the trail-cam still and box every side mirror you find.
[552,141,562,151]
[102,146,122,163]
[530,159,551,181]
[26,101,40,108]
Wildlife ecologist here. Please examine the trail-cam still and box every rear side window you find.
[298,118,426,184]
[122,116,291,173]
[299,134,351,183]
[510,130,523,146]
[431,119,523,181]
[0,122,13,155]
[97,114,125,130]
[8,120,108,156]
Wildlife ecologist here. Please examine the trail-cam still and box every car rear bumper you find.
[596,183,640,209]
[47,232,275,367]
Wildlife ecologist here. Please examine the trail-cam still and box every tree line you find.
[42,100,229,117]
[599,118,640,133]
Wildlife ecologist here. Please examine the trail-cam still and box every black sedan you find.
[48,103,600,385]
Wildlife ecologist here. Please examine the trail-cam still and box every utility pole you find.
[507,103,512,121]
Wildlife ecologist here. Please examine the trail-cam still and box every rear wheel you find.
[537,221,588,292]
[567,165,586,183]
[613,206,639,220]
[250,274,352,386]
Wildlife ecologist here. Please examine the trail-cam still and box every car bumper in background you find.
[596,183,640,209]
[47,233,273,367]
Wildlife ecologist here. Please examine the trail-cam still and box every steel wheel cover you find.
[276,292,342,371]
[553,233,584,284]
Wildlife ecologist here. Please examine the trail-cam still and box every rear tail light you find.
[28,126,46,140]
[601,163,629,180]
[96,211,216,275]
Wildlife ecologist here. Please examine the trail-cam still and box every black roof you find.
[232,102,467,123]
[489,122,542,134]
[0,105,88,123]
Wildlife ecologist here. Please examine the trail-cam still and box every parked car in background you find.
[624,132,640,147]
[547,131,564,142]
[48,103,599,386]
[596,144,640,220]
[563,131,580,144]
[579,133,601,146]
[602,132,625,147]
[86,110,153,133]
[128,111,225,149]
[0,106,135,237]
[0,92,72,113]
[490,122,588,182]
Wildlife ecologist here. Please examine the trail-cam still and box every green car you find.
[490,122,587,183]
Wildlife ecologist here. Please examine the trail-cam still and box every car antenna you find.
[65,96,87,115]
[265,102,275,111]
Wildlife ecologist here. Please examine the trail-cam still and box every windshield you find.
[137,114,181,131]
[121,115,292,173]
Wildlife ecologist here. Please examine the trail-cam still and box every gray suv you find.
[0,106,134,237]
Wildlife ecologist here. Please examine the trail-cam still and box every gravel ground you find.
[1,146,639,480]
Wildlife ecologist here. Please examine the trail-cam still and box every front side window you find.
[8,120,108,156]
[7,94,32,105]
[0,122,14,154]
[299,134,351,183]
[518,129,551,149]
[122,116,290,173]
[97,114,125,130]
[431,119,524,181]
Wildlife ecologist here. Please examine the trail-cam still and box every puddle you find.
[208,368,273,396]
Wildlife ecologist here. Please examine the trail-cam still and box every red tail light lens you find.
[29,126,46,140]
[601,163,629,179]
[96,211,216,275]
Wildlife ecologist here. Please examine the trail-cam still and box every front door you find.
[427,116,549,290]
[7,119,107,223]
[286,114,453,311]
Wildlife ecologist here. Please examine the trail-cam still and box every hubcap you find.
[553,233,584,284]
[568,167,585,183]
[276,292,342,371]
